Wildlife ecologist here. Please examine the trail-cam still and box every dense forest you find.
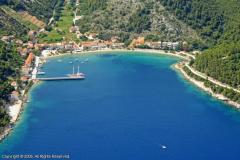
[193,42,240,89]
[78,0,107,15]
[183,66,240,104]
[158,0,240,46]
[0,41,23,131]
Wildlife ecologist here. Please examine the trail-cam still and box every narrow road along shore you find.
[185,63,240,93]
[174,63,240,108]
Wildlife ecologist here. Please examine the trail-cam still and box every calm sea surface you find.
[1,51,240,160]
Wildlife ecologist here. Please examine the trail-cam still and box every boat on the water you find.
[161,145,167,149]
[37,71,46,75]
[67,65,85,79]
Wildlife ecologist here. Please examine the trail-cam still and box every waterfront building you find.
[10,91,19,102]
[145,42,162,49]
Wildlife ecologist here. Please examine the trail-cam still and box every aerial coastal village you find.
[1,0,240,157]
[1,29,189,86]
[0,14,192,141]
[1,0,239,142]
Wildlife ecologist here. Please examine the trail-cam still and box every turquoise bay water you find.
[1,51,240,160]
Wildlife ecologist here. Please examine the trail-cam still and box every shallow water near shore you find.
[1,51,240,160]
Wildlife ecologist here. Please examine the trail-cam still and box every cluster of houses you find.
[69,26,98,40]
[145,41,180,50]
[130,37,181,50]
[1,34,38,102]
[9,52,35,103]
[2,30,189,102]
[39,40,125,53]
[80,40,124,51]
[3,35,186,104]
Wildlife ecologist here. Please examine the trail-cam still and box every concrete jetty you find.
[37,76,85,81]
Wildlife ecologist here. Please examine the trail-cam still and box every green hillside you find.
[158,0,240,88]
[76,0,200,43]
[2,0,64,23]
[38,3,78,43]
[194,43,240,89]
[159,0,240,46]
[0,0,64,39]
[0,40,23,131]
[0,8,28,39]
[1,6,39,29]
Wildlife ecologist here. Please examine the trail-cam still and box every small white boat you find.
[37,71,46,75]
[161,145,167,149]
[81,61,85,64]
[69,61,73,64]
[58,60,62,62]
[84,58,89,62]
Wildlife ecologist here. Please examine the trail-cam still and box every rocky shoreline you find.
[174,63,240,109]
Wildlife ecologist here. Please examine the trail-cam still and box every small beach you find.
[45,48,191,60]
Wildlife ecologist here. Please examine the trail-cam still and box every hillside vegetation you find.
[158,0,240,88]
[1,0,64,23]
[194,43,240,89]
[158,0,240,89]
[1,6,41,30]
[38,2,77,43]
[159,0,240,46]
[0,0,64,39]
[0,8,28,39]
[0,41,23,131]
[76,0,200,43]
[0,0,65,131]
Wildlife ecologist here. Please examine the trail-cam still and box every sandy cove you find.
[174,63,240,109]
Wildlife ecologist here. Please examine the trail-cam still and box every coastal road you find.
[185,63,240,93]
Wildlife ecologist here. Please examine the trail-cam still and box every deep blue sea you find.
[1,51,240,160]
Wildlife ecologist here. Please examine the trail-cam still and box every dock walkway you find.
[37,76,85,81]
